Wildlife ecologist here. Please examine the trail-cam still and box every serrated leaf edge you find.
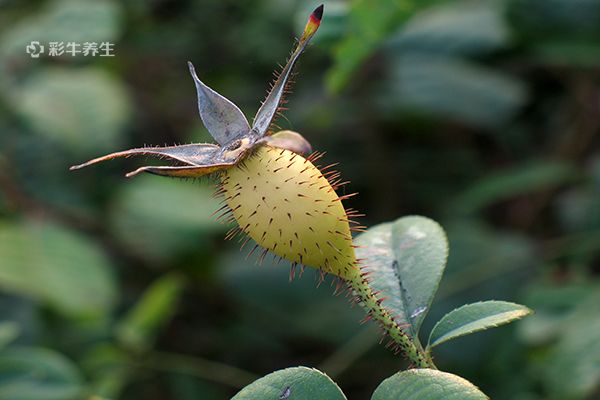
[427,300,533,349]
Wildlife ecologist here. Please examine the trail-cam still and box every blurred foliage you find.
[0,220,116,316]
[0,0,599,399]
[0,346,84,400]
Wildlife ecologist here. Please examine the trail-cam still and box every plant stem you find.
[134,351,259,389]
[319,326,379,378]
[347,272,435,369]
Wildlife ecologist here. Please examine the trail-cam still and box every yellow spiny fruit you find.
[221,146,360,280]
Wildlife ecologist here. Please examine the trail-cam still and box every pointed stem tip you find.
[312,4,324,22]
[300,4,323,43]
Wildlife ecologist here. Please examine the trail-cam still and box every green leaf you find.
[448,160,578,215]
[109,176,225,263]
[428,301,532,349]
[0,220,116,316]
[556,158,600,233]
[510,0,600,66]
[511,0,600,36]
[219,252,365,344]
[519,282,595,345]
[541,291,600,399]
[0,321,20,350]
[435,222,535,300]
[0,347,84,400]
[388,1,510,56]
[533,39,600,67]
[231,366,346,400]
[371,368,488,400]
[15,68,131,154]
[115,273,185,352]
[382,55,527,129]
[355,216,448,338]
[80,344,129,399]
[326,0,441,93]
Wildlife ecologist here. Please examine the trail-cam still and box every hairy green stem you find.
[347,272,435,369]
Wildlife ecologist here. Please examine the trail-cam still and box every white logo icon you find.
[25,41,44,58]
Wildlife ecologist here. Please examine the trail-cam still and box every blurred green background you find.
[0,0,599,399]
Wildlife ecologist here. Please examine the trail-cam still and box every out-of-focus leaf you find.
[533,40,600,67]
[115,273,184,352]
[0,296,41,345]
[0,220,116,316]
[355,216,448,338]
[428,301,532,349]
[231,366,346,400]
[388,1,510,56]
[168,374,224,400]
[590,156,600,184]
[81,343,129,399]
[0,347,84,400]
[326,0,440,93]
[371,368,488,400]
[1,136,96,219]
[557,189,600,232]
[518,282,595,345]
[437,222,536,299]
[15,68,130,154]
[511,0,600,35]
[0,321,20,349]
[517,283,600,398]
[109,176,225,263]
[219,252,365,345]
[0,0,121,59]
[553,160,600,263]
[382,55,527,129]
[510,0,600,66]
[448,160,578,215]
[556,158,600,232]
[542,292,600,399]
